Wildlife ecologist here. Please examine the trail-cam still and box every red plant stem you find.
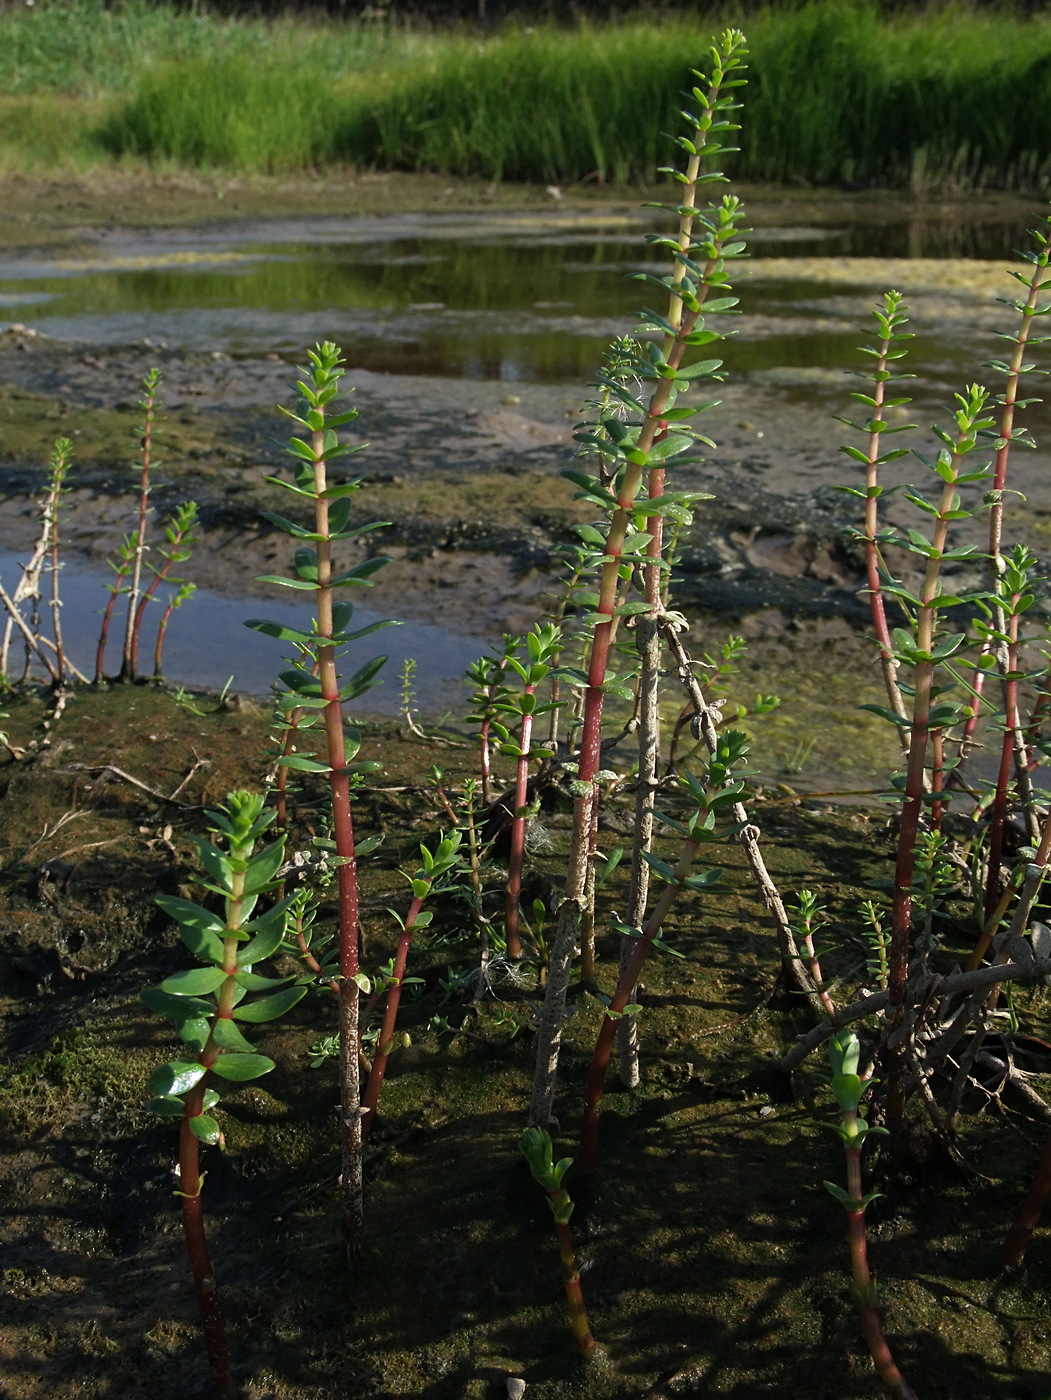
[800,925,839,1027]
[579,837,700,1173]
[968,779,1051,972]
[361,890,426,1140]
[311,424,364,1256]
[1002,1127,1051,1267]
[95,557,132,683]
[887,453,964,1132]
[176,866,249,1400]
[129,520,192,676]
[552,1214,597,1358]
[842,1130,917,1400]
[984,606,1022,922]
[122,377,157,681]
[153,599,175,679]
[505,689,536,959]
[860,333,908,731]
[529,49,742,1130]
[956,642,989,771]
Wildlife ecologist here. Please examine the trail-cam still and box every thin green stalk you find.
[825,1033,916,1400]
[42,438,72,688]
[520,1128,597,1359]
[121,367,161,682]
[529,30,748,1129]
[886,386,994,1134]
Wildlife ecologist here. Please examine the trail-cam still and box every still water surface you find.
[0,195,1043,706]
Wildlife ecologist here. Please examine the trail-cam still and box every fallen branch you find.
[780,956,1051,1073]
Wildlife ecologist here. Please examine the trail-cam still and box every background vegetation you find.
[4,0,1051,189]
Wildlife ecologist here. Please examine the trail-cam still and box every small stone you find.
[507,1380,527,1399]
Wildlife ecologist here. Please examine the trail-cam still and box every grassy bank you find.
[4,1,1051,189]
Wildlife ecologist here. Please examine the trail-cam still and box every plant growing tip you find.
[144,790,306,1400]
[520,1128,597,1358]
[247,339,398,1256]
[822,1032,915,1400]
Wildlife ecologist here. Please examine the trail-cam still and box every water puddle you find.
[1,195,1048,708]
[0,202,1042,385]
[0,548,489,714]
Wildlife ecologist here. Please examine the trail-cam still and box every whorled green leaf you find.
[241,840,286,896]
[232,986,308,1023]
[155,895,226,963]
[160,966,228,997]
[210,1053,275,1082]
[178,1017,211,1051]
[141,986,215,1022]
[211,1016,257,1052]
[149,1059,207,1097]
[146,1094,186,1117]
[188,1114,222,1145]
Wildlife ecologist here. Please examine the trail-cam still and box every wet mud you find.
[0,687,1048,1400]
[0,177,1050,1399]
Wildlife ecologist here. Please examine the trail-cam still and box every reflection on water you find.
[0,549,489,710]
[0,199,1042,381]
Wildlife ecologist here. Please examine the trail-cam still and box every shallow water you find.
[0,548,489,710]
[0,200,1041,384]
[1,192,1048,710]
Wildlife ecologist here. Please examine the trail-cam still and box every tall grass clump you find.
[0,0,411,96]
[100,58,336,173]
[341,2,1051,190]
[10,0,1051,188]
[741,0,1051,189]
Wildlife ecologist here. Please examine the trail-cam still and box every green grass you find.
[5,0,1051,188]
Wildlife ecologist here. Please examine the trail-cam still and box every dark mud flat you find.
[0,323,1018,650]
[4,181,1051,661]
[0,181,1050,1397]
[0,687,1049,1400]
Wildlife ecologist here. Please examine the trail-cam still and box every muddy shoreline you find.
[2,176,1051,656]
[0,176,1050,1400]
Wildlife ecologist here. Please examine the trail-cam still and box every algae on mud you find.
[0,686,1048,1399]
[0,174,1050,1397]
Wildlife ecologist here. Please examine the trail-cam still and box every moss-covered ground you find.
[0,684,1048,1399]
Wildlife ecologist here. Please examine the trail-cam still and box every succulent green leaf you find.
[245,619,315,646]
[278,754,332,773]
[149,1059,207,1096]
[147,1094,187,1117]
[188,1114,222,1145]
[160,966,228,996]
[233,969,292,991]
[210,1053,275,1082]
[178,1018,211,1051]
[232,986,308,1022]
[141,986,216,1022]
[211,1017,256,1052]
[155,895,226,963]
